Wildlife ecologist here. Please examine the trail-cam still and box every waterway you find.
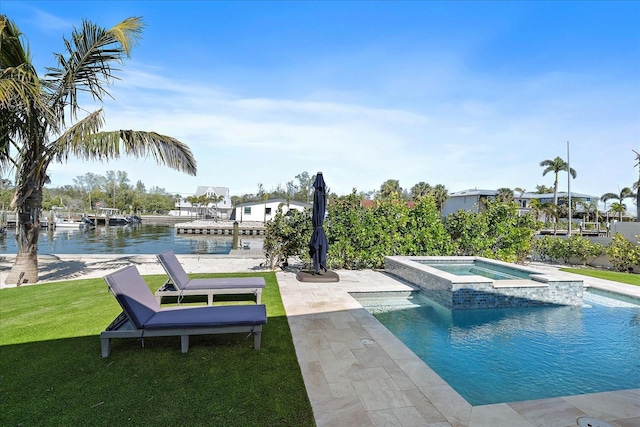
[0,224,262,255]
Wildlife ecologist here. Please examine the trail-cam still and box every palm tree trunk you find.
[6,188,42,285]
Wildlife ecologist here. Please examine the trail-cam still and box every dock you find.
[174,220,266,235]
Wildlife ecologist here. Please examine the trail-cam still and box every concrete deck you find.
[1,255,639,426]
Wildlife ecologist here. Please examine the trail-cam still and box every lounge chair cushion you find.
[157,250,191,290]
[184,277,266,290]
[105,264,159,328]
[144,305,267,329]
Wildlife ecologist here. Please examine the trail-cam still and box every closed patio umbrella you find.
[309,172,328,274]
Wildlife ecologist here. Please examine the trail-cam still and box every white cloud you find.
[49,51,638,200]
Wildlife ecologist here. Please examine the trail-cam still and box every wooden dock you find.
[174,220,266,235]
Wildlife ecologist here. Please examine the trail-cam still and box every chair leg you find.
[207,294,213,305]
[255,289,262,304]
[180,335,189,353]
[101,338,111,358]
[253,331,261,350]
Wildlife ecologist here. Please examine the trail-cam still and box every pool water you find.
[352,289,640,405]
[417,259,532,280]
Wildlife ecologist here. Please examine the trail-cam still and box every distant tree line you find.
[0,171,180,215]
[1,158,636,221]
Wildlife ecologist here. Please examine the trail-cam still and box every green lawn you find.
[559,267,640,286]
[0,272,315,426]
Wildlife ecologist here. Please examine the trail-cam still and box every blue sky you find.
[2,1,639,202]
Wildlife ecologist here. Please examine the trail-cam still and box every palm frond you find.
[1,15,59,141]
[51,120,197,176]
[44,17,144,119]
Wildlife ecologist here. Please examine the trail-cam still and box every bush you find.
[264,194,542,270]
[606,233,640,273]
[532,235,606,266]
[325,192,453,269]
[263,206,312,269]
[444,200,539,263]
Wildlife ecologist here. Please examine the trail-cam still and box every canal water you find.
[0,224,261,255]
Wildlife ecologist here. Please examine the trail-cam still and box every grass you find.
[0,272,315,426]
[559,267,640,286]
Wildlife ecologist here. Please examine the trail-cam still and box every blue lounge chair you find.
[100,266,267,357]
[155,250,265,305]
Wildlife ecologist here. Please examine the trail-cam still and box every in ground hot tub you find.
[384,256,583,309]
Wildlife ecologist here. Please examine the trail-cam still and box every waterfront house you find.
[441,189,599,221]
[233,198,311,223]
[171,186,233,219]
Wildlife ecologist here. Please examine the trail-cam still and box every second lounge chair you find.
[155,249,265,305]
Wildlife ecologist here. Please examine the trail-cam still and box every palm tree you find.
[609,202,627,221]
[534,184,554,194]
[410,181,432,201]
[539,156,577,207]
[430,184,449,213]
[495,187,514,203]
[514,187,526,208]
[377,179,402,200]
[528,198,544,221]
[577,198,600,223]
[633,149,639,221]
[0,16,197,284]
[601,187,634,221]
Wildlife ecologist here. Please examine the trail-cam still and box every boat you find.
[53,216,95,229]
[95,208,141,226]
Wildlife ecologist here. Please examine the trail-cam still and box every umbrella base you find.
[296,270,340,283]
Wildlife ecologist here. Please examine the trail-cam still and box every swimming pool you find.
[417,258,533,280]
[352,289,640,405]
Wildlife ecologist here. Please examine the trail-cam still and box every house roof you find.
[523,192,597,200]
[449,189,597,200]
[194,186,229,197]
[449,189,497,197]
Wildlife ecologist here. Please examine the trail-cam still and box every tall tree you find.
[539,156,577,207]
[295,171,313,203]
[0,16,197,284]
[601,187,634,221]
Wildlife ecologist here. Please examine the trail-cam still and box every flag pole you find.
[567,141,572,236]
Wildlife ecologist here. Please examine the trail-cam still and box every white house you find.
[233,198,311,223]
[441,189,599,221]
[171,186,233,218]
[441,189,497,216]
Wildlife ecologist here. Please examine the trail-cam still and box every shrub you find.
[263,206,312,269]
[325,192,453,269]
[532,235,605,266]
[606,233,640,273]
[444,200,539,263]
